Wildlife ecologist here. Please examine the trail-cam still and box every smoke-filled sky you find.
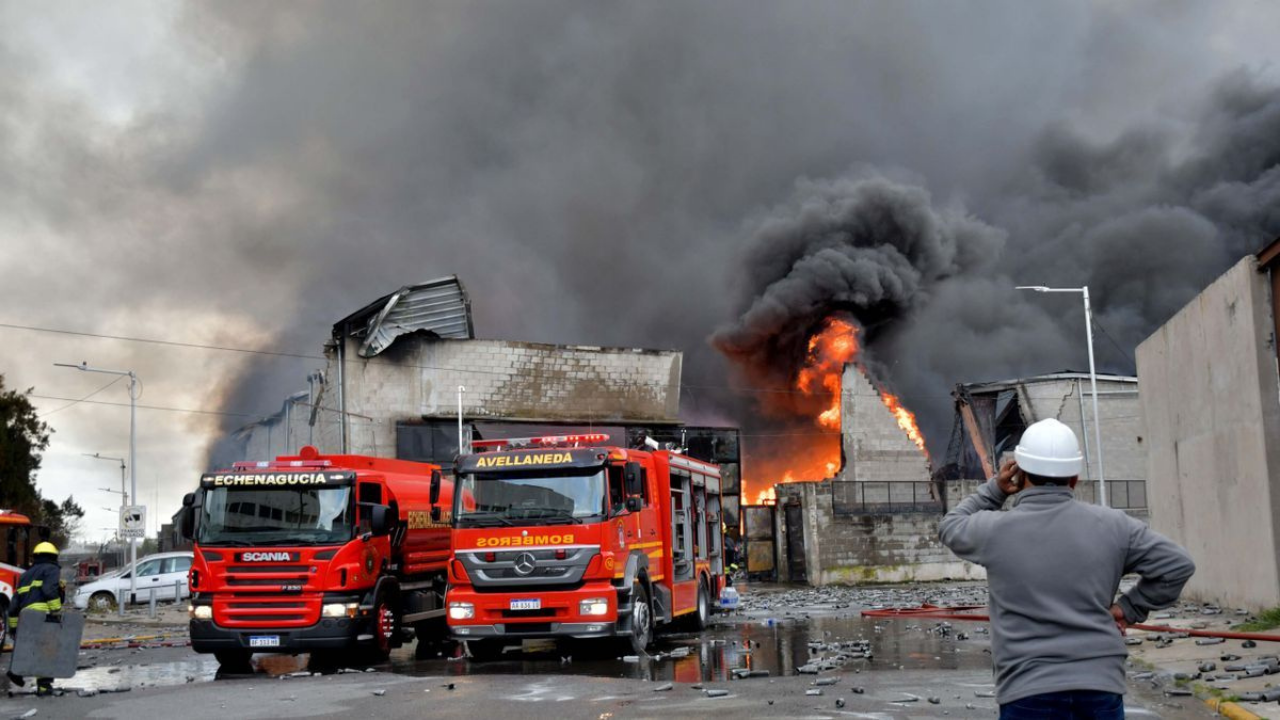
[3,1,1279,540]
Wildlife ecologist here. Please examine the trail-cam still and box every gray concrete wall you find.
[1136,255,1280,611]
[839,366,931,483]
[1018,377,1147,508]
[773,481,985,586]
[230,337,681,459]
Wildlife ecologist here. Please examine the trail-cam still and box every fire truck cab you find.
[446,434,727,659]
[180,447,454,669]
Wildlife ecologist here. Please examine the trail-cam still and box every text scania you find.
[475,534,576,547]
[474,453,573,469]
[239,552,296,562]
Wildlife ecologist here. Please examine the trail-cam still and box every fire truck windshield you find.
[455,469,606,528]
[196,486,353,545]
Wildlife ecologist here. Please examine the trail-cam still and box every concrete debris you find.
[1221,654,1242,661]
[76,689,99,698]
[1239,688,1280,702]
[974,690,997,698]
[813,677,838,686]
[705,689,729,698]
[805,689,822,696]
[12,710,36,719]
[652,683,673,692]
[1242,640,1258,649]
[1124,638,1143,646]
[928,696,942,704]
[1194,637,1225,645]
[835,698,845,708]
[1163,688,1194,697]
[1198,662,1216,673]
[851,687,865,694]
[372,689,386,697]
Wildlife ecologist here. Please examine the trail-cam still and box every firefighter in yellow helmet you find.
[6,541,63,696]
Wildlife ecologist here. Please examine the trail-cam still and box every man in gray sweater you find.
[940,418,1195,719]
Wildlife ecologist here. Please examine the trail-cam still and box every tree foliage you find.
[0,374,84,546]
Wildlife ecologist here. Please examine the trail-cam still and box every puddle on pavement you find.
[388,614,990,683]
[57,612,990,692]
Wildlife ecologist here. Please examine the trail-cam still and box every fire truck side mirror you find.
[624,462,644,496]
[625,496,643,513]
[370,504,393,536]
[430,506,442,523]
[429,470,442,505]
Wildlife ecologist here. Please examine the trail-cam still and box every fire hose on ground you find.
[861,605,1280,642]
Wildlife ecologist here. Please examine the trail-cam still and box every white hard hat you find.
[1014,418,1082,478]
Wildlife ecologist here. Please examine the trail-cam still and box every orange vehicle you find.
[446,434,727,659]
[1,510,48,650]
[178,446,454,669]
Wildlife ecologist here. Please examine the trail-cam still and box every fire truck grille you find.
[226,576,308,586]
[217,597,316,627]
[227,565,310,574]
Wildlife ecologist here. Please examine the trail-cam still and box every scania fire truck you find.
[179,446,454,669]
[445,434,727,659]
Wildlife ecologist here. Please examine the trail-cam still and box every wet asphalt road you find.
[0,583,1218,718]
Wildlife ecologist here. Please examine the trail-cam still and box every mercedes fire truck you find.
[179,446,454,669]
[445,434,727,659]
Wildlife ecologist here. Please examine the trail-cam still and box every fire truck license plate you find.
[249,636,280,648]
[509,599,541,611]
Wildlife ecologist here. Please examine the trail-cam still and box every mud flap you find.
[9,610,85,679]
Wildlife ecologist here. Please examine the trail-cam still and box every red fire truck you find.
[1,510,46,650]
[445,434,727,659]
[179,446,454,669]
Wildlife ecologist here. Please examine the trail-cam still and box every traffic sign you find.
[119,505,146,539]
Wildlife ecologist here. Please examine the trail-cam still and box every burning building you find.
[212,276,744,528]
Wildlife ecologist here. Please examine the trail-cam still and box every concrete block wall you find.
[839,366,931,483]
[333,337,681,456]
[1137,255,1280,611]
[1017,378,1147,493]
[774,481,985,586]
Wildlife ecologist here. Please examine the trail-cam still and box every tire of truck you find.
[686,578,710,632]
[364,588,400,663]
[214,649,253,673]
[622,581,653,656]
[465,638,508,662]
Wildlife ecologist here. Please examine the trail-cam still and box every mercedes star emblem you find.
[513,552,537,576]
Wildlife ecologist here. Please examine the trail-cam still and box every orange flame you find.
[881,391,927,453]
[743,316,928,505]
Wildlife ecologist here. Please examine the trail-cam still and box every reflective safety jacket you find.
[8,559,63,630]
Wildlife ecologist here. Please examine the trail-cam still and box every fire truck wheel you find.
[624,581,653,655]
[366,592,398,661]
[214,650,253,672]
[690,580,710,632]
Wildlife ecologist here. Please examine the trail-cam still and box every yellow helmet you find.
[33,542,58,556]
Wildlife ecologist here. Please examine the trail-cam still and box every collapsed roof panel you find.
[334,276,475,357]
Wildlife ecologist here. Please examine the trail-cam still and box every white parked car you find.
[73,551,193,612]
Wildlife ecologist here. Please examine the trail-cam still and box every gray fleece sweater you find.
[939,480,1195,704]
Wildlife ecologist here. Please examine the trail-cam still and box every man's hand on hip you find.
[1109,604,1128,635]
[996,459,1025,495]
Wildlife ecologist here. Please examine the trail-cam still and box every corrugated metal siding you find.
[355,277,473,357]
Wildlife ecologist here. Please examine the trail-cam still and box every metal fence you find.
[832,481,945,516]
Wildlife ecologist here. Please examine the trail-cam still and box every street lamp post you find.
[56,362,139,603]
[1015,286,1107,507]
[84,453,127,505]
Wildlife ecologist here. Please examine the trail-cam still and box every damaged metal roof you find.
[334,276,475,357]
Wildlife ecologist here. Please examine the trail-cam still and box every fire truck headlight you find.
[322,602,359,618]
[191,605,213,620]
[448,602,475,620]
[579,598,609,616]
